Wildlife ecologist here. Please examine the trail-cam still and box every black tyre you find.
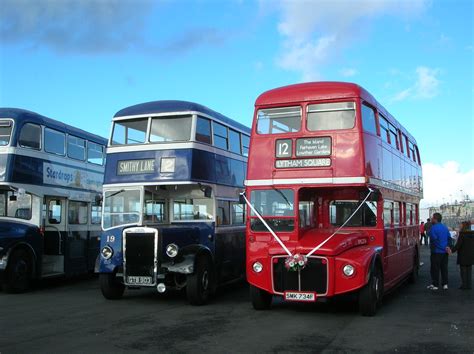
[250,285,272,310]
[4,249,31,293]
[100,273,125,300]
[186,256,214,306]
[409,250,419,284]
[359,265,383,316]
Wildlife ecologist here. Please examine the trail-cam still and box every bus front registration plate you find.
[127,276,153,285]
[284,291,316,302]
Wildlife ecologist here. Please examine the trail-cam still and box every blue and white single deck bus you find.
[0,108,106,292]
[99,100,250,305]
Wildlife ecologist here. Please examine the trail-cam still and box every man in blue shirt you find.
[427,213,451,290]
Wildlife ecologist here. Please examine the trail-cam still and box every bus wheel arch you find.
[250,285,272,310]
[4,245,35,293]
[359,253,384,317]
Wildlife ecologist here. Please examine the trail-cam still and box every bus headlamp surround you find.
[166,243,179,258]
[252,262,263,273]
[343,264,355,277]
[101,245,114,260]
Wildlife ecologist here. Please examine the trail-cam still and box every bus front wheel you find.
[250,285,272,310]
[4,249,31,293]
[100,273,125,300]
[186,256,214,306]
[358,265,383,316]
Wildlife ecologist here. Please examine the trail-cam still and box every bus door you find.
[42,197,66,276]
[66,200,89,274]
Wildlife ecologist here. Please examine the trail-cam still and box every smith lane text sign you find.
[296,137,331,157]
[117,159,155,175]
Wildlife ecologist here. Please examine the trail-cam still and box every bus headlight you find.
[101,246,114,260]
[252,262,263,273]
[166,243,179,258]
[343,264,355,277]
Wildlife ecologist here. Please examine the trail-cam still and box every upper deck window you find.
[257,106,301,134]
[408,141,417,163]
[361,104,377,135]
[112,118,147,145]
[229,129,241,154]
[307,102,355,131]
[213,122,228,149]
[19,123,41,150]
[379,115,390,144]
[150,116,192,142]
[44,128,65,156]
[196,117,211,144]
[241,134,250,157]
[0,120,12,146]
[87,142,104,165]
[67,135,86,161]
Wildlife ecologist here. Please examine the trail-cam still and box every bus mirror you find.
[204,187,212,198]
[239,193,246,205]
[9,195,17,202]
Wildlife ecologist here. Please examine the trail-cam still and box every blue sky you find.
[0,0,472,206]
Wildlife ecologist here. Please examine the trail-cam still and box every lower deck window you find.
[0,191,32,220]
[250,189,295,232]
[173,198,213,221]
[330,200,377,227]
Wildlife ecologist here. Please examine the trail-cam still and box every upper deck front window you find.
[150,116,192,142]
[257,106,301,135]
[307,102,355,131]
[112,118,148,145]
[0,120,12,146]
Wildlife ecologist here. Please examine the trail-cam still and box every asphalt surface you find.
[0,247,473,354]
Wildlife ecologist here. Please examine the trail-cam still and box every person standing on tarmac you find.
[420,221,426,245]
[424,218,432,246]
[427,213,451,291]
[449,221,474,290]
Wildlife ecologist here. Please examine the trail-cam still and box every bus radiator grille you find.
[273,257,328,295]
[124,232,156,278]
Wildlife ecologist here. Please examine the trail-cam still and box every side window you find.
[91,203,102,224]
[217,200,230,226]
[388,124,399,149]
[409,141,417,163]
[415,145,421,165]
[0,120,13,146]
[68,201,88,225]
[402,134,409,157]
[44,128,65,155]
[406,203,413,226]
[379,115,390,144]
[231,202,245,225]
[19,123,41,150]
[88,142,104,165]
[299,200,314,228]
[213,122,228,150]
[383,201,393,227]
[361,104,377,135]
[228,129,241,154]
[241,135,250,157]
[48,200,62,224]
[196,117,211,144]
[67,135,86,161]
[393,202,400,225]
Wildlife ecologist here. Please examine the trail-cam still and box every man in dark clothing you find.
[424,218,432,246]
[450,222,474,290]
[427,213,451,290]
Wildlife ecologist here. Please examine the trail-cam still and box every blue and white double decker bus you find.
[0,108,106,292]
[99,100,250,305]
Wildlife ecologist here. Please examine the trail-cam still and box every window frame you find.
[306,101,356,132]
[256,106,302,135]
[361,103,378,135]
[18,122,42,150]
[67,135,86,161]
[212,121,228,150]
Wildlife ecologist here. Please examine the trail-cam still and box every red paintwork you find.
[246,82,422,299]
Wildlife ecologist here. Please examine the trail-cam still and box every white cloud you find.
[340,68,358,78]
[392,66,441,102]
[420,161,474,208]
[272,0,428,80]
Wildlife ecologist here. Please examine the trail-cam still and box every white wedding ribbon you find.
[242,188,374,259]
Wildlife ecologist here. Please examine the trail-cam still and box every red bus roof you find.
[255,81,417,144]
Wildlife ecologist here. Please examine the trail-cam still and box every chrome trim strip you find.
[245,177,366,186]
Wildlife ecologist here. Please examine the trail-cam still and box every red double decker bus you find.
[244,82,422,316]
